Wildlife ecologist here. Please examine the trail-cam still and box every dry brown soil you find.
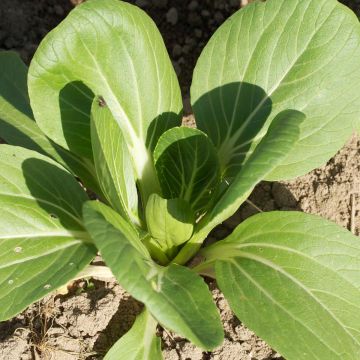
[1,1,360,359]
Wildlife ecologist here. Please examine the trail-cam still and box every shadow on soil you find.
[91,292,143,357]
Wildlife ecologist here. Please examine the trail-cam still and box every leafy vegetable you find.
[91,99,140,225]
[1,0,360,358]
[154,127,220,217]
[191,0,360,179]
[83,201,223,350]
[145,193,194,253]
[0,51,101,193]
[28,0,182,201]
[200,212,360,360]
[104,309,161,360]
[174,109,305,264]
[0,145,96,320]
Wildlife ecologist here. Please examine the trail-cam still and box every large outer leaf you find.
[191,0,360,179]
[154,127,220,216]
[28,0,182,190]
[174,110,304,264]
[104,309,162,360]
[202,212,360,360]
[83,201,224,350]
[0,145,96,321]
[0,51,101,194]
[91,99,139,225]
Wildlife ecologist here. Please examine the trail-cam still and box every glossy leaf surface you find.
[0,51,100,194]
[154,127,220,216]
[83,201,223,350]
[0,145,96,320]
[146,193,194,249]
[192,0,360,179]
[174,110,304,264]
[204,212,360,360]
[91,99,139,225]
[104,309,162,360]
[28,0,182,188]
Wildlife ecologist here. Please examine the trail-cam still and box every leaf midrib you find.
[216,239,360,290]
[219,1,338,159]
[68,18,140,149]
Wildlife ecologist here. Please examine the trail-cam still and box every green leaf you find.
[0,51,33,119]
[0,51,101,195]
[83,201,223,350]
[174,110,304,264]
[202,211,360,360]
[0,145,96,321]
[91,98,139,225]
[104,309,162,360]
[154,127,220,216]
[191,0,360,179]
[28,0,182,195]
[146,194,194,250]
[53,146,102,196]
[1,52,94,161]
[57,81,95,159]
[84,199,148,257]
[0,51,65,162]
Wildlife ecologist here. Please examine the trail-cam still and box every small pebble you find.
[172,44,182,57]
[54,5,64,16]
[201,9,211,17]
[185,36,196,46]
[166,7,178,25]
[188,1,199,11]
[194,28,203,38]
[182,44,191,55]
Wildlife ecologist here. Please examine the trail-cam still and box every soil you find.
[1,1,360,359]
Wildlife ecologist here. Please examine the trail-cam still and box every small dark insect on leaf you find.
[98,96,107,107]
